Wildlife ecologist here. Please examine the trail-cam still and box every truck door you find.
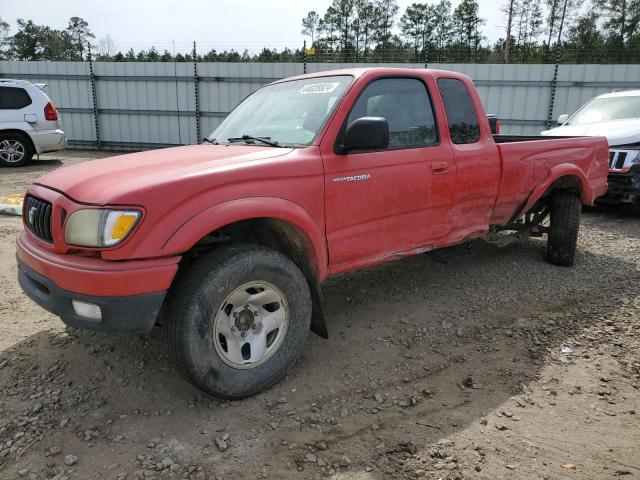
[321,76,456,270]
[437,78,501,235]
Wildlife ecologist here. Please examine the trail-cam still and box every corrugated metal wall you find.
[2,60,640,148]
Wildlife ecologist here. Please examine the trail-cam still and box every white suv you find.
[0,79,66,167]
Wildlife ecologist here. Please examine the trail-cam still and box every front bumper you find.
[599,168,640,205]
[18,258,165,333]
[16,230,180,333]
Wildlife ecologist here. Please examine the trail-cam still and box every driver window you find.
[347,78,438,149]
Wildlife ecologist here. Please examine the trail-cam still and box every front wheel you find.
[545,191,582,267]
[165,245,312,398]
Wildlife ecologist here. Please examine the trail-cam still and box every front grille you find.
[610,150,629,170]
[24,195,53,243]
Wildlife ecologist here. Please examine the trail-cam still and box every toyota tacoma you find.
[17,68,609,398]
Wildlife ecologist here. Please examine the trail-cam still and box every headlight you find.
[65,209,141,247]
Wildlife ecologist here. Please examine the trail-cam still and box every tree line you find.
[0,17,95,61]
[0,16,309,63]
[1,0,639,65]
[302,0,640,63]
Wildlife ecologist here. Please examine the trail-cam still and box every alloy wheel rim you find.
[0,140,25,163]
[213,281,289,369]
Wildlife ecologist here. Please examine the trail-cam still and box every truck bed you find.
[490,135,610,225]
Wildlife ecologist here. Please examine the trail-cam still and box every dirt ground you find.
[0,150,639,480]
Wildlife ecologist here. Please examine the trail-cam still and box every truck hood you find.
[541,118,640,146]
[35,145,293,204]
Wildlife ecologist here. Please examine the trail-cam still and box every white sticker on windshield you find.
[300,82,340,95]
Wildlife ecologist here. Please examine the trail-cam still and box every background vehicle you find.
[542,90,640,212]
[16,68,609,398]
[0,79,66,167]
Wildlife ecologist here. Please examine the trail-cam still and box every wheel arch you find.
[163,198,329,338]
[517,164,591,218]
[0,128,37,153]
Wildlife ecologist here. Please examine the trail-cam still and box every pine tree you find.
[502,0,517,62]
[0,17,10,60]
[400,3,435,60]
[322,0,356,52]
[593,0,640,44]
[452,0,485,60]
[432,0,453,52]
[545,0,580,57]
[374,0,400,47]
[66,17,94,60]
[301,11,321,45]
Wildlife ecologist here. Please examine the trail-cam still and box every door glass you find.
[437,78,480,144]
[347,78,438,149]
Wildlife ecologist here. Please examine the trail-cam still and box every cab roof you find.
[270,67,470,85]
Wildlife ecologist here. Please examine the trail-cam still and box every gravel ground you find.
[0,150,639,480]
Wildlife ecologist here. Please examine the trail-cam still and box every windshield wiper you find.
[201,137,218,145]
[227,135,281,147]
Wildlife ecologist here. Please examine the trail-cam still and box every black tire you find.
[0,132,34,167]
[164,244,312,399]
[545,191,581,267]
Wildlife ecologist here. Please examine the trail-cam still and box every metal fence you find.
[1,60,640,149]
[301,47,640,65]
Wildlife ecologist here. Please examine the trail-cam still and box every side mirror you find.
[341,117,389,153]
[557,114,569,125]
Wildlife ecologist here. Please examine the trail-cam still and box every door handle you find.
[432,162,449,175]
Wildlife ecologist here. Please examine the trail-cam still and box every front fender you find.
[161,197,328,280]
[519,163,593,216]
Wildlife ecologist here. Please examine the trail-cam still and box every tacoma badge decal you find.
[332,174,371,183]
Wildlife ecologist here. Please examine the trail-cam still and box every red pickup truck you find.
[17,68,608,398]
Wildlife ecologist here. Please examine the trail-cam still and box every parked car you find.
[0,79,66,167]
[542,90,640,212]
[17,68,609,398]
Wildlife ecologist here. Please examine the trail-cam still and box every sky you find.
[1,0,506,54]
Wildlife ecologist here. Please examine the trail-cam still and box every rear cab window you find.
[0,87,33,110]
[346,77,438,149]
[437,78,480,144]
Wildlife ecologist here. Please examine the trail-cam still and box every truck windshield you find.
[569,96,640,125]
[208,75,353,147]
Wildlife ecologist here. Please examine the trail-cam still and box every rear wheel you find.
[545,191,581,266]
[0,132,34,167]
[165,244,312,398]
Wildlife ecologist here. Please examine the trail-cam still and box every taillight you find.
[495,119,500,134]
[44,102,58,121]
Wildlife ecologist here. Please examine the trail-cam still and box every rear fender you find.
[518,163,592,217]
[0,127,37,152]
